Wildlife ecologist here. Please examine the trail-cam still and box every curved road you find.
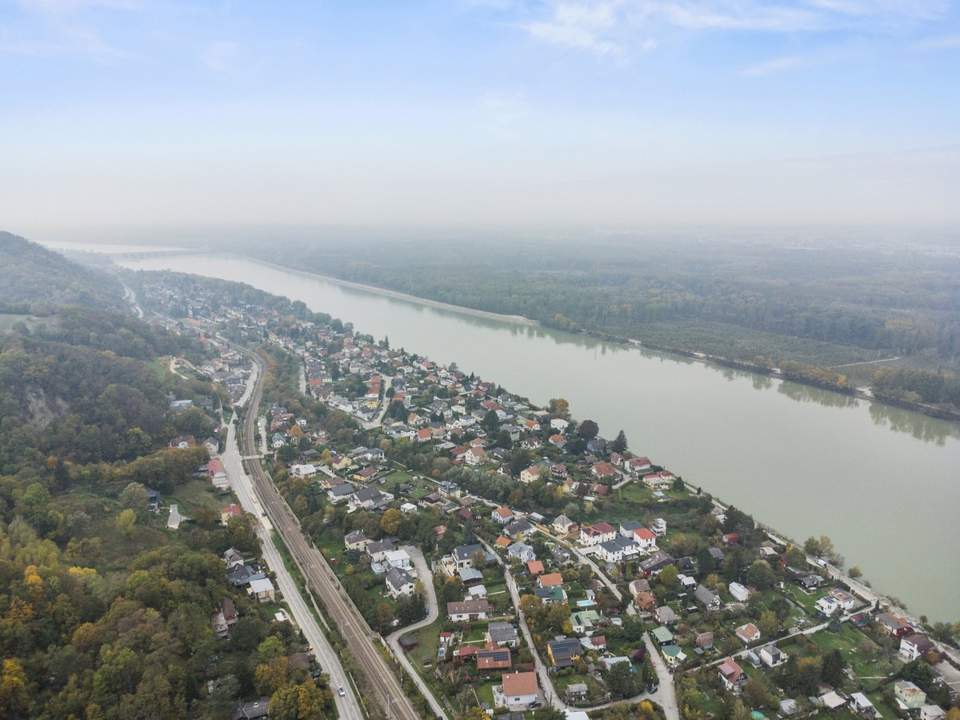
[386,548,450,720]
[238,350,424,720]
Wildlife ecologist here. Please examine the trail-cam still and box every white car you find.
[337,687,346,698]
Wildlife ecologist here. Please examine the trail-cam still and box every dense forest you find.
[0,237,332,719]
[237,233,960,413]
[0,233,124,314]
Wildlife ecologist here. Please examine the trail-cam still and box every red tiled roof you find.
[502,671,538,697]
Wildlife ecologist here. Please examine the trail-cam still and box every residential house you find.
[451,543,488,571]
[447,599,492,622]
[248,577,275,603]
[736,623,761,644]
[223,547,245,569]
[759,645,788,668]
[535,587,567,605]
[850,693,879,719]
[492,506,515,524]
[634,527,658,551]
[695,632,714,651]
[464,447,486,466]
[527,560,544,576]
[655,606,678,626]
[651,626,674,647]
[729,582,751,602]
[877,613,913,637]
[344,530,369,551]
[552,514,576,536]
[327,483,356,504]
[900,634,935,662]
[386,568,416,598]
[635,591,657,612]
[366,538,399,563]
[208,458,229,490]
[477,649,512,672]
[507,543,536,563]
[894,681,927,711]
[538,572,564,589]
[651,518,667,536]
[695,584,721,611]
[497,671,539,711]
[591,462,618,481]
[571,610,601,636]
[547,637,582,668]
[662,645,686,668]
[719,658,746,692]
[579,522,616,546]
[349,486,392,512]
[505,519,533,539]
[640,551,675,576]
[486,622,519,649]
[598,536,642,563]
[815,596,841,618]
[921,706,946,720]
[519,465,542,484]
[384,549,412,570]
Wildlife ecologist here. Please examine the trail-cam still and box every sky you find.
[1,0,959,236]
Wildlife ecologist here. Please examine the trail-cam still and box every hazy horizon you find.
[2,1,959,231]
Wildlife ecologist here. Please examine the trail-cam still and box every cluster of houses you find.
[223,547,276,604]
[343,532,420,600]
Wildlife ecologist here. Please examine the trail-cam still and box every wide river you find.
[101,249,959,621]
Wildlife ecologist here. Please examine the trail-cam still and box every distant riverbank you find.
[248,256,539,327]
[244,254,960,426]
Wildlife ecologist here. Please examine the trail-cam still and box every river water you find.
[106,250,960,621]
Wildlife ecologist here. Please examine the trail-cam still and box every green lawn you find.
[404,615,444,670]
[169,478,228,515]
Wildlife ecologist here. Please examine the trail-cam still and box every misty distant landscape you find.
[2,1,960,719]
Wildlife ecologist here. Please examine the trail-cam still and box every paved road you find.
[239,351,423,720]
[503,566,564,711]
[642,634,680,720]
[386,547,450,720]
[362,376,394,430]
[222,365,364,720]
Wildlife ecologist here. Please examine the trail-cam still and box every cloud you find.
[510,0,952,56]
[519,1,626,55]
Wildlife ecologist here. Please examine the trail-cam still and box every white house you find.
[464,447,487,466]
[386,568,416,599]
[729,582,751,602]
[552,514,576,535]
[248,577,276,603]
[550,418,569,432]
[759,645,788,668]
[597,536,642,563]
[519,465,542,484]
[633,527,658,551]
[579,522,617,546]
[497,672,539,711]
[651,518,667,536]
[384,549,412,570]
[815,596,840,617]
[290,464,317,478]
[900,634,934,662]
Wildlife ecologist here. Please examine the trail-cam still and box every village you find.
[132,270,960,720]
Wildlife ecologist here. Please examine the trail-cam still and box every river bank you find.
[240,254,960,426]
[111,251,960,620]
